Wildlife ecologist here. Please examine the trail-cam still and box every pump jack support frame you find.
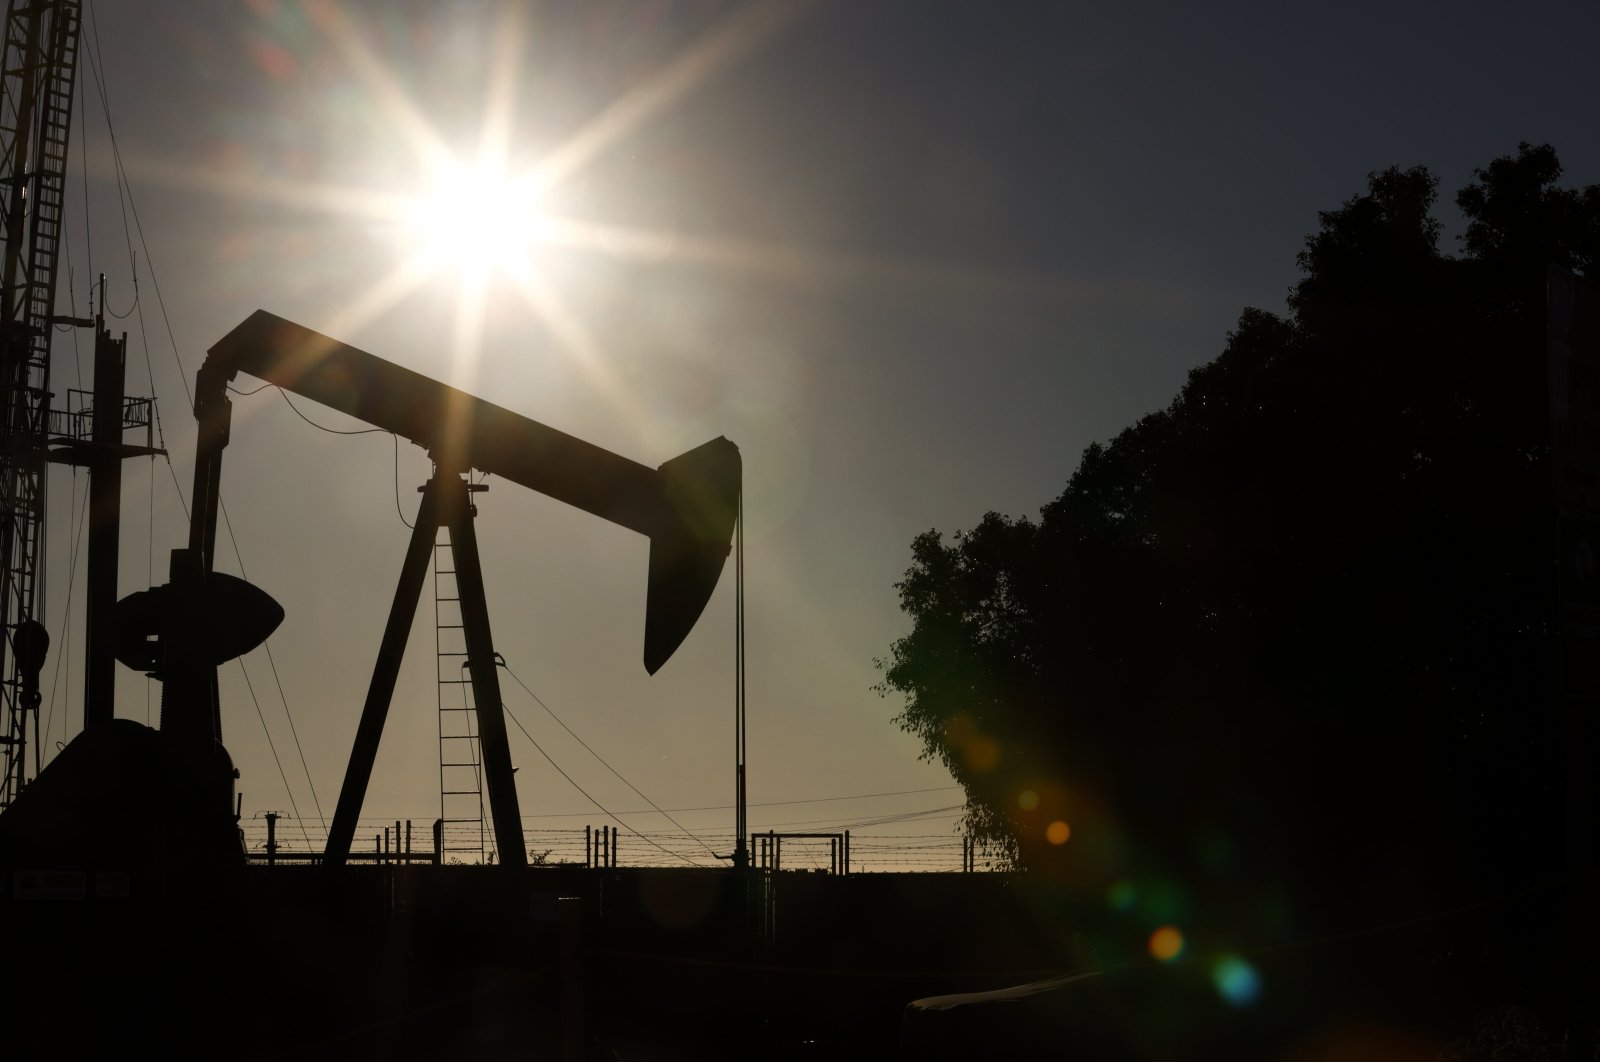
[323,472,523,868]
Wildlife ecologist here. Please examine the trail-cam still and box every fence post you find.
[265,812,278,866]
[405,820,412,863]
[432,818,443,866]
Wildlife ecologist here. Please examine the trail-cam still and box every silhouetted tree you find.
[879,144,1600,938]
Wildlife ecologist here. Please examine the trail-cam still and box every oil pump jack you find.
[181,310,741,867]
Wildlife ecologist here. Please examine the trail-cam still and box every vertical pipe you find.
[733,488,747,869]
[559,897,584,1062]
[84,324,126,728]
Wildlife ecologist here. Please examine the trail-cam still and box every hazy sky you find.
[38,0,1599,864]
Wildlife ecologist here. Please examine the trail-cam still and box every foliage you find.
[878,144,1600,929]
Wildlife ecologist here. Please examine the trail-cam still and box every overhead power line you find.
[508,784,964,820]
[499,697,709,868]
[82,9,326,839]
[499,659,722,859]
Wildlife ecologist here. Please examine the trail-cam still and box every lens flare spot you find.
[1045,820,1070,845]
[1148,925,1184,962]
[1212,955,1262,1007]
[966,736,1000,772]
[1107,880,1137,912]
[1018,789,1039,812]
[247,37,297,80]
[1140,878,1188,923]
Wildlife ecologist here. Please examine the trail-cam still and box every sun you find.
[395,156,549,277]
[238,0,827,368]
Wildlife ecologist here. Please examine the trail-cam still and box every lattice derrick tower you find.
[0,0,80,806]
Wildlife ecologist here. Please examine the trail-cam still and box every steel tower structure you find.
[0,0,79,806]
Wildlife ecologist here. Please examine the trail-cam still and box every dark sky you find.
[41,0,1599,862]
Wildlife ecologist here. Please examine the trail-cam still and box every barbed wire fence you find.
[238,816,1010,872]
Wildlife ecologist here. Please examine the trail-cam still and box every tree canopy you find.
[878,144,1600,937]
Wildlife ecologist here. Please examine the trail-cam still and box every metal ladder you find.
[434,532,487,862]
